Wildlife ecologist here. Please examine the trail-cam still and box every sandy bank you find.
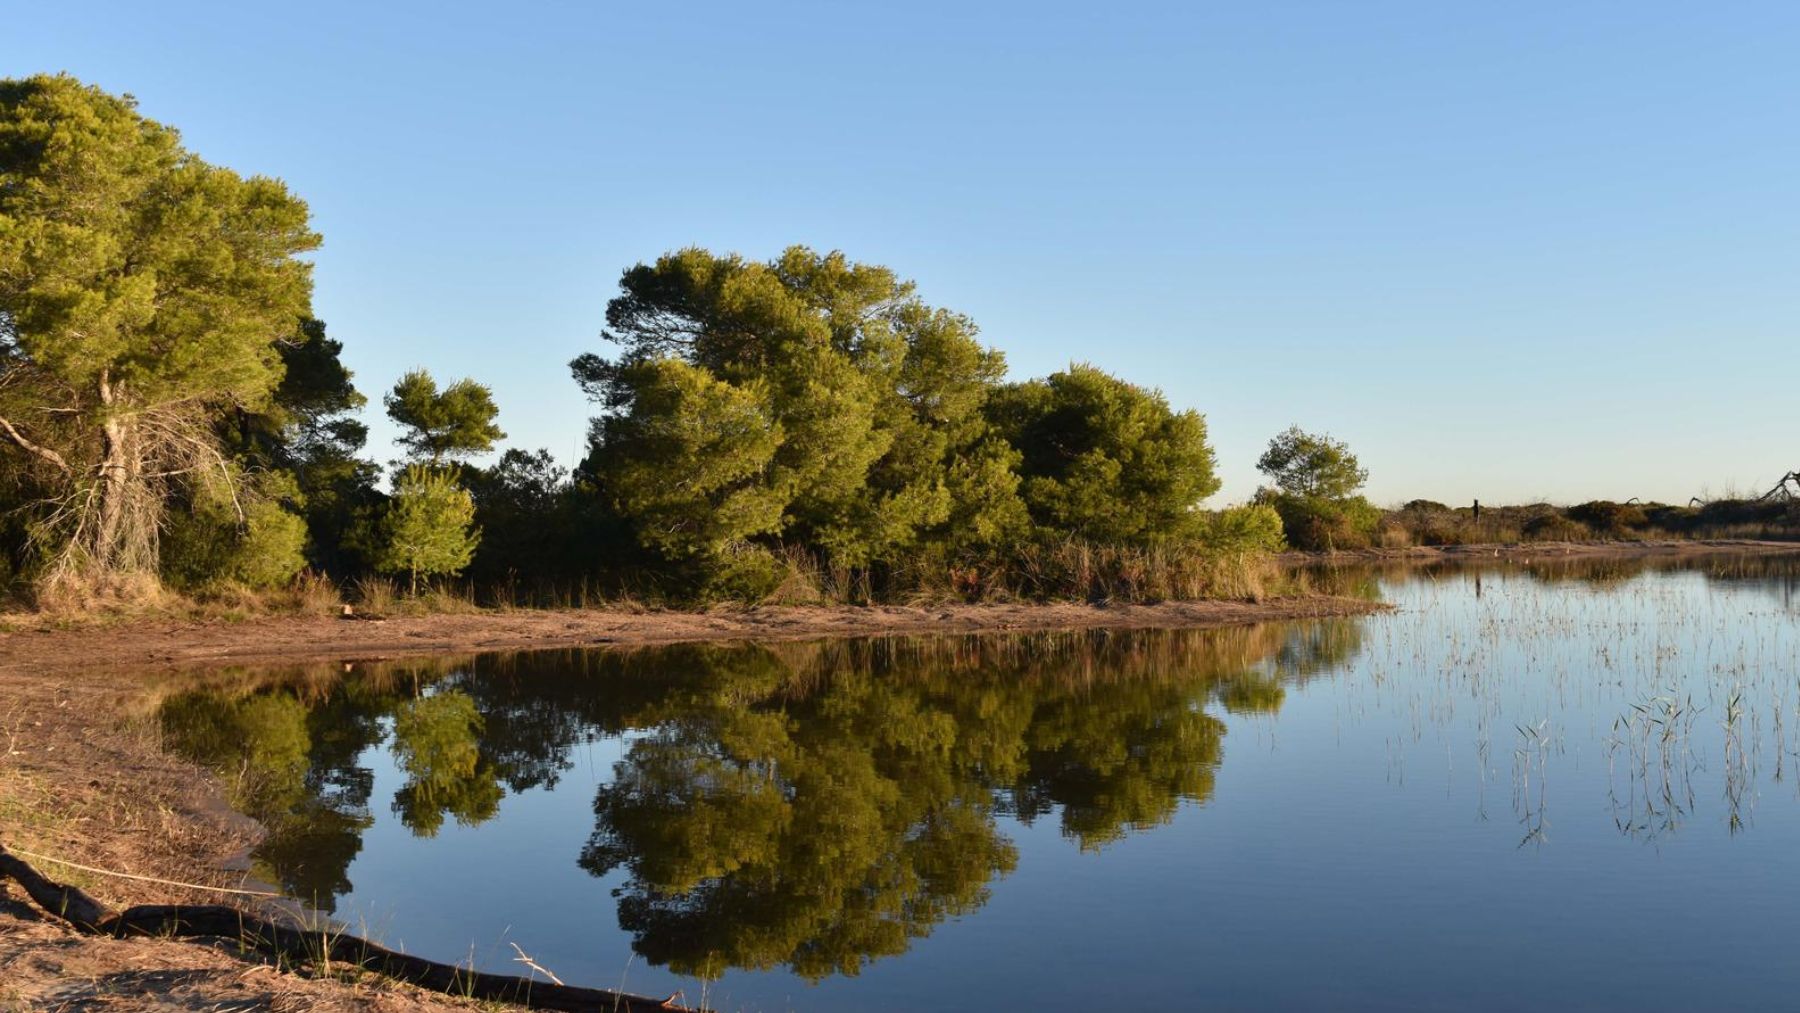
[0,594,1385,679]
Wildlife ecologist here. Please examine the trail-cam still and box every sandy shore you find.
[0,594,1385,679]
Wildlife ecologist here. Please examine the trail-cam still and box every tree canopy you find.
[1256,426,1368,501]
[384,369,505,466]
[566,247,1226,597]
[1255,426,1378,550]
[574,246,1017,572]
[0,73,318,586]
[986,364,1220,544]
[376,465,479,593]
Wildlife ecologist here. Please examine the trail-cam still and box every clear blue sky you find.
[11,1,1797,504]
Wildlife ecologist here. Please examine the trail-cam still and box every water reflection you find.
[1302,550,1800,606]
[150,552,1800,1009]
[156,621,1362,976]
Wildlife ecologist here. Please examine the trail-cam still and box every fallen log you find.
[0,843,696,1012]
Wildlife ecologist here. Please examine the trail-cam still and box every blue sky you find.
[11,1,1797,504]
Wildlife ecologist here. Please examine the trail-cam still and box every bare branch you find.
[0,413,71,474]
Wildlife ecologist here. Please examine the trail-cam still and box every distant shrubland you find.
[1376,497,1800,549]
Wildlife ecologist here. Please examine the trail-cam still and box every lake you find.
[156,554,1800,1011]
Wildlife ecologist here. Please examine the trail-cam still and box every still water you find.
[158,555,1800,1010]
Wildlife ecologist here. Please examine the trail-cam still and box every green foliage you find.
[0,74,317,408]
[985,364,1219,545]
[376,465,479,593]
[1255,426,1376,550]
[161,471,309,590]
[464,448,578,587]
[573,246,1018,573]
[1196,503,1288,555]
[590,357,787,560]
[698,543,789,602]
[218,318,380,577]
[1263,493,1382,551]
[0,73,319,584]
[1257,426,1368,501]
[384,369,505,465]
[233,499,311,588]
[391,690,501,837]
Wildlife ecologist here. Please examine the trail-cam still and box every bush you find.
[698,544,789,604]
[1197,504,1287,555]
[1523,513,1590,541]
[1566,500,1648,535]
[1698,498,1788,527]
[161,474,310,590]
[229,500,311,588]
[1388,500,1471,545]
[1376,521,1413,548]
[1267,494,1381,551]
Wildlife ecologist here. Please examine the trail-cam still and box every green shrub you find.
[162,473,310,590]
[376,466,480,594]
[1197,504,1287,554]
[699,544,788,604]
[1267,494,1381,551]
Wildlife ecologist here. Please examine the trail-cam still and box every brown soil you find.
[0,592,1383,1011]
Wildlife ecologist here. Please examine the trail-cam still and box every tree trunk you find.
[89,371,149,574]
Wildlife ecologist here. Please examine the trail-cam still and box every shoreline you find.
[0,594,1384,679]
[0,589,1385,1009]
[5,540,1798,1008]
[5,537,1798,679]
[1283,536,1800,565]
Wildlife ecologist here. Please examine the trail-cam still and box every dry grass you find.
[1,571,499,632]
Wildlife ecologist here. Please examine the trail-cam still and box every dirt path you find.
[0,595,1385,680]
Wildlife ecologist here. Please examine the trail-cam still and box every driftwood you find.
[1689,472,1800,509]
[0,843,696,1012]
[1757,471,1800,503]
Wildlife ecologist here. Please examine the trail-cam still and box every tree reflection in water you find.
[157,620,1363,972]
